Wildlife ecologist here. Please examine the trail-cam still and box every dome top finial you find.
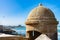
[39,3,43,6]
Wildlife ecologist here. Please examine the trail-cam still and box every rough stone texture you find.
[51,32,58,40]
[0,37,20,40]
[0,36,28,40]
[25,4,58,40]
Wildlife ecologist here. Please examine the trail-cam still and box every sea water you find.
[58,26,60,40]
[12,26,26,35]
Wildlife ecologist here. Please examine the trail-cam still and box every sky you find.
[0,0,60,26]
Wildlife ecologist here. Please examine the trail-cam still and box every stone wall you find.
[0,36,28,40]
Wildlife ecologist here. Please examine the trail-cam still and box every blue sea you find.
[12,26,60,40]
[12,26,26,35]
[58,26,60,40]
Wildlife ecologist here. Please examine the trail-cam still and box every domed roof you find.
[25,4,58,25]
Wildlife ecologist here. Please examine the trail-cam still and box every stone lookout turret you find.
[25,4,58,40]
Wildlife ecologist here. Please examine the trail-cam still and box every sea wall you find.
[0,36,28,40]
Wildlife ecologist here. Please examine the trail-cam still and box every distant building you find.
[0,25,3,32]
[0,25,17,35]
[25,4,58,40]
